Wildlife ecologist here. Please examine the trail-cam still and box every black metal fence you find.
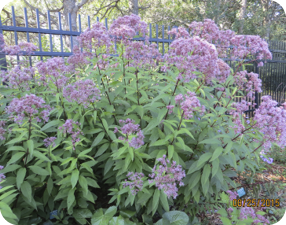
[1,6,286,118]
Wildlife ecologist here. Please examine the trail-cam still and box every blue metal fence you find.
[1,6,286,118]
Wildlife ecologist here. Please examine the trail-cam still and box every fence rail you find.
[1,6,286,118]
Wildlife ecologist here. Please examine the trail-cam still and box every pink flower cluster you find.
[229,100,252,134]
[163,36,219,84]
[115,118,144,149]
[59,119,83,150]
[122,172,145,195]
[3,42,38,55]
[0,66,34,90]
[174,92,205,119]
[0,121,6,141]
[168,27,190,39]
[253,96,286,152]
[77,22,114,53]
[148,155,185,199]
[63,79,101,108]
[188,19,235,58]
[0,165,5,189]
[67,46,92,69]
[5,94,51,125]
[230,35,272,61]
[216,59,231,83]
[36,57,72,89]
[109,14,148,41]
[124,40,161,69]
[43,137,57,148]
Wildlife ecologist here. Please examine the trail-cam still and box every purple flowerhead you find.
[260,154,273,164]
[117,119,145,149]
[5,94,51,125]
[148,155,185,199]
[166,105,175,114]
[175,92,205,119]
[63,79,101,108]
[43,137,57,148]
[122,172,145,195]
[59,119,84,150]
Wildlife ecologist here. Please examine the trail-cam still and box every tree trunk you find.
[129,0,139,15]
[239,0,247,34]
[63,0,79,49]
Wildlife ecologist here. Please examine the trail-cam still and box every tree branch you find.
[77,0,90,9]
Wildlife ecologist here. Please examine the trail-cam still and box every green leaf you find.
[196,152,212,168]
[41,120,61,131]
[0,202,18,220]
[102,119,109,132]
[152,189,160,214]
[199,138,221,145]
[0,189,18,201]
[61,157,74,166]
[211,158,220,178]
[104,158,114,175]
[210,147,223,162]
[150,139,168,147]
[16,168,26,190]
[201,164,211,185]
[162,211,189,224]
[78,148,92,157]
[119,210,136,219]
[95,143,110,158]
[128,147,134,161]
[33,150,51,162]
[67,188,76,210]
[7,152,25,165]
[0,165,21,174]
[6,146,26,152]
[21,181,32,202]
[29,166,49,176]
[79,175,88,195]
[188,171,201,190]
[135,105,144,118]
[71,169,79,189]
[74,208,92,218]
[159,192,169,212]
[157,108,168,124]
[92,132,105,147]
[26,140,34,157]
[168,145,174,160]
[47,177,53,195]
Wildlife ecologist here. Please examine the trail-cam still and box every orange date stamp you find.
[232,199,280,207]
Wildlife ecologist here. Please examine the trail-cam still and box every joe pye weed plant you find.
[0,15,284,225]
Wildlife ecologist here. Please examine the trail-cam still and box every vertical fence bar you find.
[58,12,64,55]
[149,24,152,45]
[47,10,53,57]
[105,18,108,29]
[68,13,73,52]
[24,8,32,66]
[167,26,170,51]
[79,14,83,52]
[155,24,158,49]
[88,16,91,53]
[36,9,43,61]
[162,25,164,55]
[11,6,20,62]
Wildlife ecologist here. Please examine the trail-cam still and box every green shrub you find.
[0,16,280,225]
